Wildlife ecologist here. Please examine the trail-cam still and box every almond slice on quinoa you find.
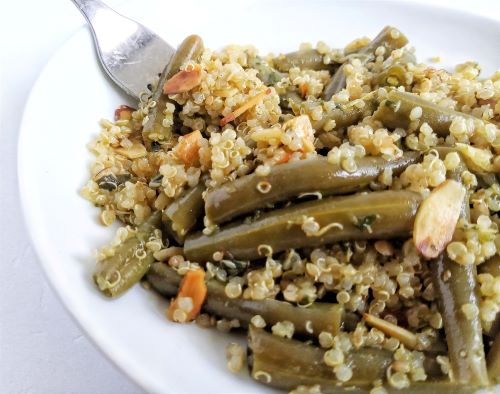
[115,142,147,159]
[413,179,465,259]
[163,65,202,95]
[114,105,135,121]
[455,143,495,173]
[220,88,271,126]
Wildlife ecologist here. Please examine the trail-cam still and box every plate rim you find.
[17,1,500,393]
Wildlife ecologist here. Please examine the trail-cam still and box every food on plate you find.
[81,27,500,392]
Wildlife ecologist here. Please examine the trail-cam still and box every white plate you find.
[18,1,500,393]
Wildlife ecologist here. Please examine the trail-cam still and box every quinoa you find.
[84,30,500,392]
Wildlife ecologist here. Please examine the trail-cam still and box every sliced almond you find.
[163,65,202,95]
[220,88,271,126]
[250,127,283,142]
[114,105,135,121]
[115,142,147,159]
[413,179,465,259]
[455,143,494,172]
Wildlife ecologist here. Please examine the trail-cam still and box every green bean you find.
[431,148,489,385]
[205,152,420,225]
[373,90,485,136]
[479,255,500,337]
[274,49,327,72]
[249,57,286,86]
[248,326,447,393]
[304,92,378,132]
[430,180,489,387]
[373,52,417,88]
[146,261,181,295]
[186,190,421,261]
[323,26,409,100]
[94,211,161,297]
[432,256,489,386]
[142,35,204,147]
[163,183,205,242]
[279,89,303,110]
[374,64,407,87]
[146,262,358,335]
[487,334,500,383]
[480,255,500,277]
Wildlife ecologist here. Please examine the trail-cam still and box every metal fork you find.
[71,0,175,99]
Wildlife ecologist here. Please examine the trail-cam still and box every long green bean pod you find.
[142,35,204,147]
[186,190,421,261]
[274,49,328,72]
[479,255,500,337]
[432,256,489,386]
[480,255,500,277]
[94,211,162,297]
[373,90,485,136]
[323,26,409,100]
[487,334,500,383]
[430,155,489,386]
[146,262,358,335]
[163,183,205,242]
[248,326,447,393]
[293,92,378,133]
[205,152,420,225]
[249,57,286,86]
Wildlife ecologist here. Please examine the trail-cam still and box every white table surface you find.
[1,1,498,393]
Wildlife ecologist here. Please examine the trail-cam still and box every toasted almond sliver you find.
[115,142,147,159]
[413,179,465,259]
[163,66,202,95]
[220,88,271,126]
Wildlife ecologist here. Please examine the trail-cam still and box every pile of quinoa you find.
[82,28,500,392]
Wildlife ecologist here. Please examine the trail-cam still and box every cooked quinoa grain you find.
[86,28,500,393]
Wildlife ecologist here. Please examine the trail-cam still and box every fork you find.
[71,0,175,99]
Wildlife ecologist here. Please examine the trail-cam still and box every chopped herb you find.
[116,173,131,184]
[221,259,249,276]
[97,173,132,191]
[149,174,164,189]
[386,99,401,112]
[354,214,378,232]
[97,175,118,191]
[151,140,162,152]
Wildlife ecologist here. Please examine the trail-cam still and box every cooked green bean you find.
[432,256,489,386]
[373,90,485,136]
[280,89,303,110]
[479,255,500,337]
[323,26,409,100]
[480,255,500,277]
[94,211,162,297]
[163,183,205,242]
[146,262,358,335]
[142,35,204,147]
[274,49,327,72]
[205,152,420,225]
[248,326,446,393]
[373,52,417,88]
[305,92,378,132]
[186,190,421,261]
[374,64,407,87]
[145,261,182,296]
[487,334,500,383]
[249,57,286,85]
[431,148,489,385]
